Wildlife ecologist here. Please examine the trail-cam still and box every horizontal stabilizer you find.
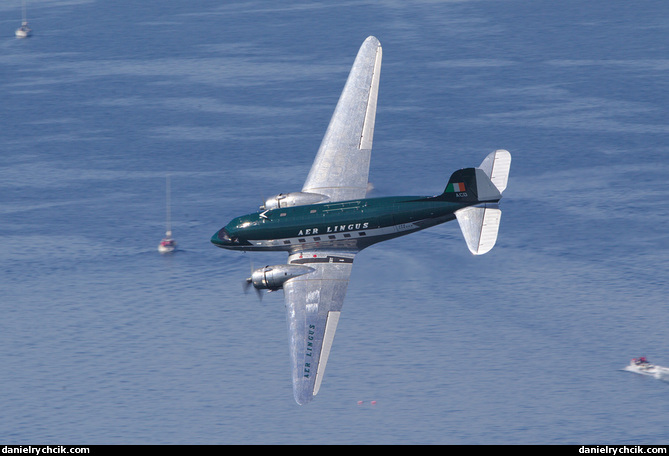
[455,204,502,255]
[479,149,511,193]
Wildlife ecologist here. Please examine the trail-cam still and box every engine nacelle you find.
[261,192,328,210]
[247,264,315,291]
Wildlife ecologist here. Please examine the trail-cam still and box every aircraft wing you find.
[282,250,356,404]
[301,36,382,203]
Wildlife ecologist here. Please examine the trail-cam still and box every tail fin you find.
[449,150,511,255]
[440,167,501,203]
[478,149,511,193]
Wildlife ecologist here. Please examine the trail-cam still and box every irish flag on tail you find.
[446,182,465,192]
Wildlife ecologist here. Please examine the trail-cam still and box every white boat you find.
[15,22,31,38]
[625,357,657,376]
[158,231,176,254]
[158,175,177,254]
[624,357,669,380]
[15,1,32,38]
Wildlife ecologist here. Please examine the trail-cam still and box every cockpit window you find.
[218,228,231,242]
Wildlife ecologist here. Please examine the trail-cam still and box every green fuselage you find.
[211,195,470,252]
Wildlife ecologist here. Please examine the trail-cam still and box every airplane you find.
[211,36,511,405]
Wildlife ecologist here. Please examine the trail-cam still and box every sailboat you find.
[15,0,32,38]
[158,175,177,254]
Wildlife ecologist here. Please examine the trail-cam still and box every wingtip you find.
[292,372,322,405]
[293,390,316,406]
[364,35,381,47]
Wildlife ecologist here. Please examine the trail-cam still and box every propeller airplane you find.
[212,36,511,404]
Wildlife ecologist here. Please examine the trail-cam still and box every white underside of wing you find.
[302,36,382,203]
[282,251,356,404]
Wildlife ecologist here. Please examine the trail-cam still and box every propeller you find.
[242,276,263,301]
[242,259,263,301]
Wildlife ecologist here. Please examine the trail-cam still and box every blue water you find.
[2,0,669,445]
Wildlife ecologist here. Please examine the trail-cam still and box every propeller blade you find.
[242,277,253,294]
[242,275,263,301]
[241,257,263,301]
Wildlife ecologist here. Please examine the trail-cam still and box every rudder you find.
[479,149,511,193]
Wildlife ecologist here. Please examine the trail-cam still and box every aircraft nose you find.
[211,227,232,246]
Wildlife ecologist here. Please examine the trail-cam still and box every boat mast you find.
[21,0,27,25]
[165,175,172,236]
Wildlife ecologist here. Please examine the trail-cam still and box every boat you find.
[15,22,31,38]
[624,357,669,380]
[625,357,657,376]
[158,175,177,254]
[15,0,32,38]
[158,233,176,254]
